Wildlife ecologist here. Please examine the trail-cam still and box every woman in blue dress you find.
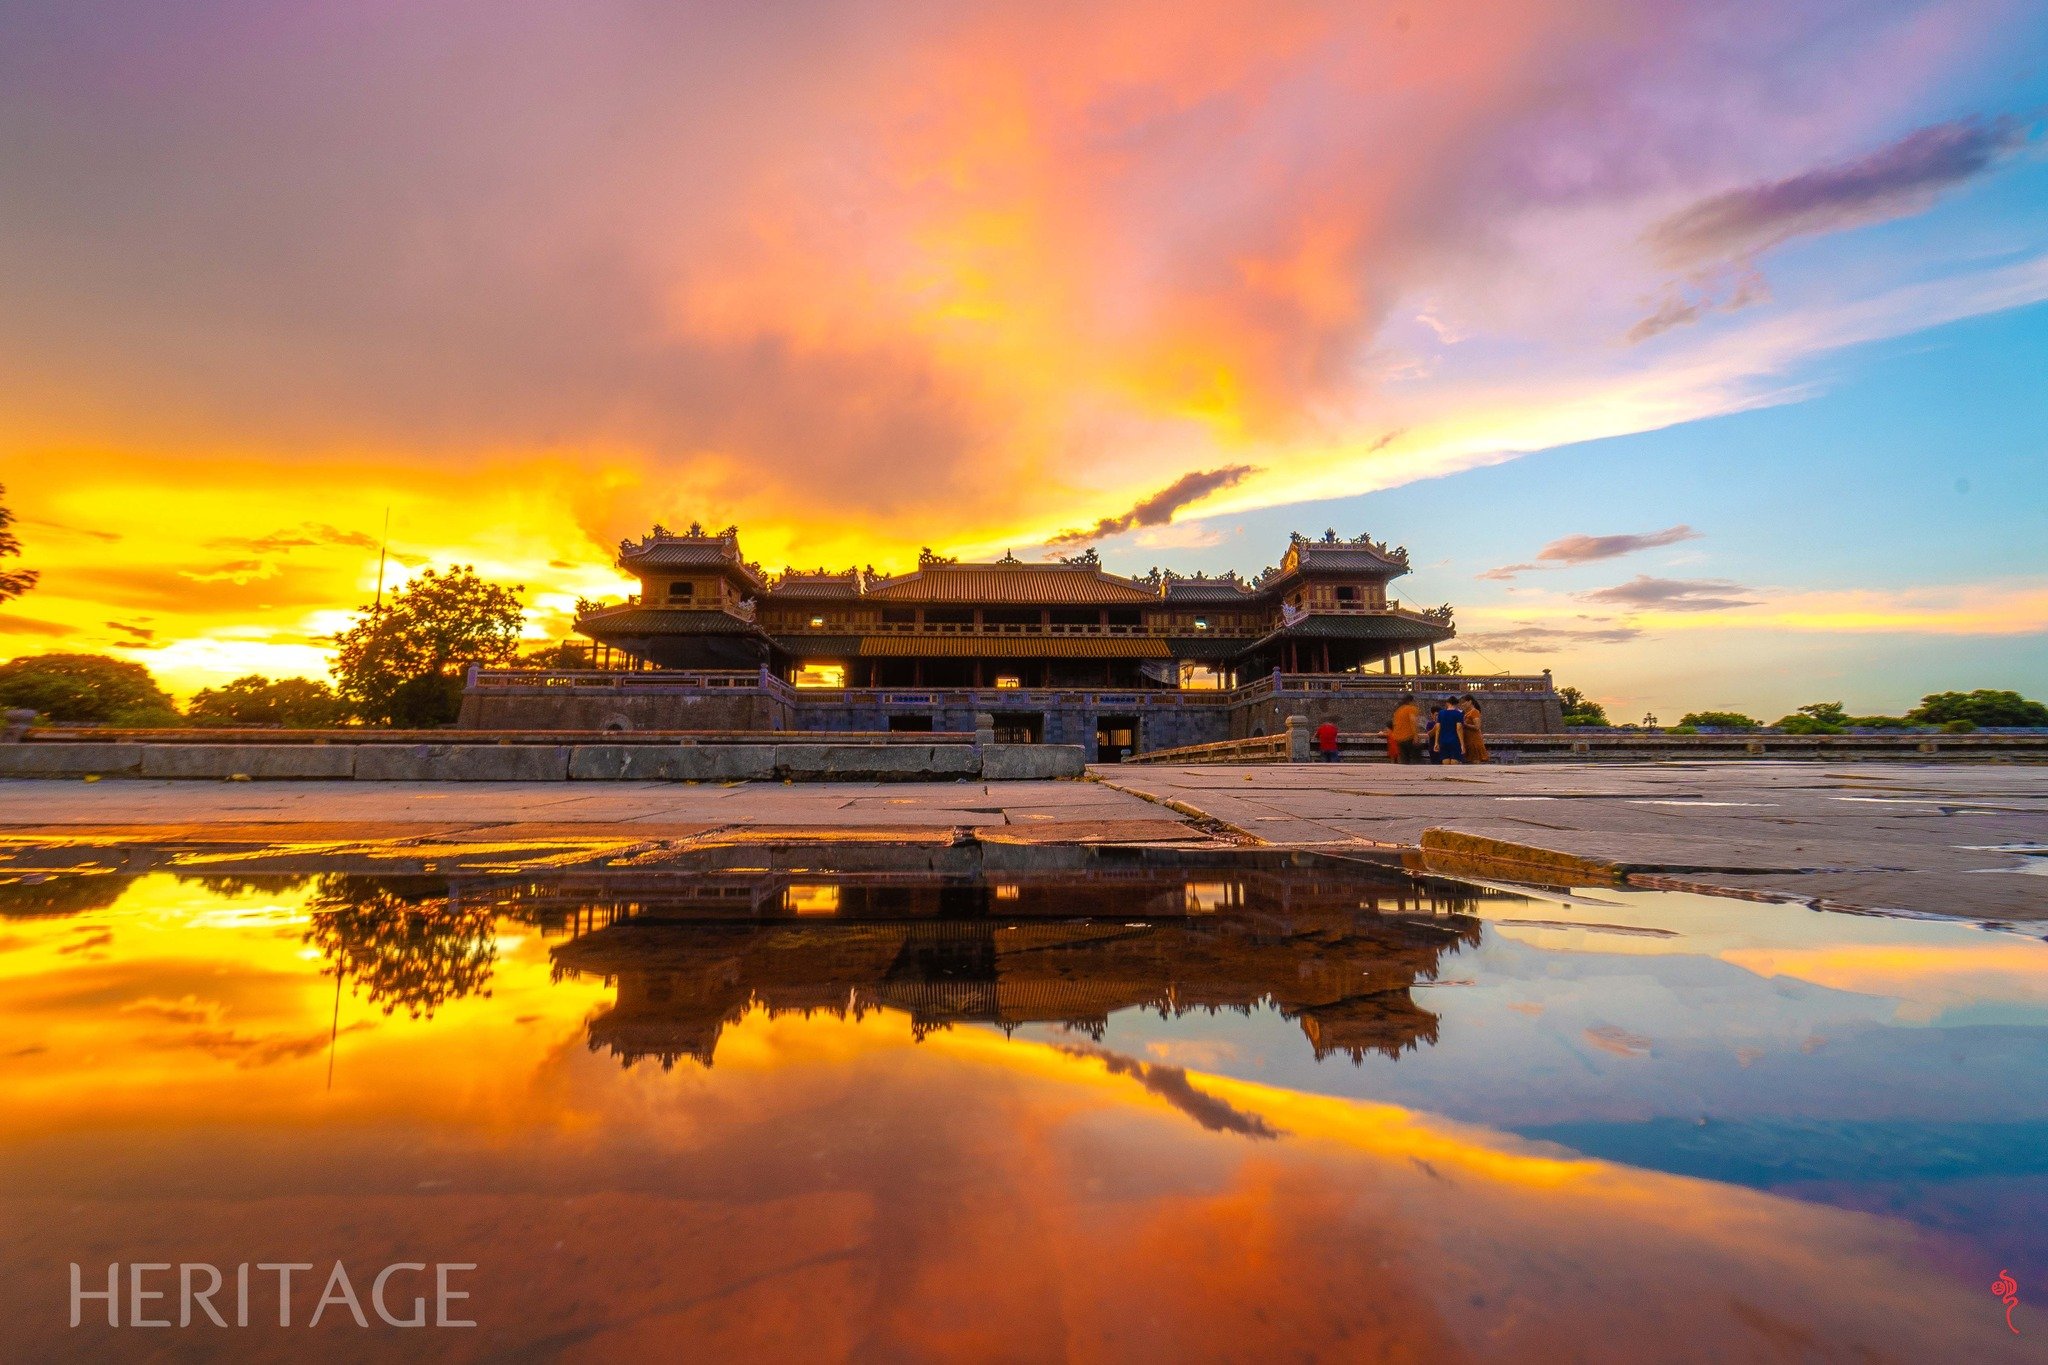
[1429,699,1466,764]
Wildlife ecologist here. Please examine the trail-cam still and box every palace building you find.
[535,861,1485,1068]
[580,523,1456,686]
[460,524,1563,757]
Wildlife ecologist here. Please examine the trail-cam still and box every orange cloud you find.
[0,1,2038,688]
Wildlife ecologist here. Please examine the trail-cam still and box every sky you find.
[1,0,2044,717]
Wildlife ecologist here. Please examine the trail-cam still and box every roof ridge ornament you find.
[1058,547,1100,566]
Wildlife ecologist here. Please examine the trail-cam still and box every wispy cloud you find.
[1460,622,1645,651]
[22,518,121,544]
[1582,575,1759,612]
[1483,525,1699,580]
[1047,466,1258,546]
[207,523,381,554]
[1648,117,2028,269]
[0,615,76,638]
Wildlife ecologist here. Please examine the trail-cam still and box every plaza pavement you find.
[1,761,2042,921]
[1095,761,2048,923]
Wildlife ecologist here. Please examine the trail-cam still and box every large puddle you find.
[1,846,2042,1360]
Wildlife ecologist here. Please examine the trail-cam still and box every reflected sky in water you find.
[1,858,2043,1362]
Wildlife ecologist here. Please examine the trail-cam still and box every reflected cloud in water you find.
[0,857,2042,1360]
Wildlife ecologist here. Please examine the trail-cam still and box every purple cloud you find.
[1649,117,2027,268]
[1461,623,1644,651]
[1581,575,1758,612]
[1047,465,1257,546]
[1483,524,1698,579]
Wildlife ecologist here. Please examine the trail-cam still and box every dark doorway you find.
[888,714,934,733]
[992,712,1043,744]
[1095,715,1138,763]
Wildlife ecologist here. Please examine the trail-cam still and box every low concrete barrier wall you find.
[0,740,1086,782]
[1487,733,2048,763]
[1124,734,1291,765]
[1127,730,2048,765]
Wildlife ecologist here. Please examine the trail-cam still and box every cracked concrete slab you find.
[1095,761,2048,922]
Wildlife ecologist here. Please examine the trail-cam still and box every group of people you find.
[1309,694,1489,764]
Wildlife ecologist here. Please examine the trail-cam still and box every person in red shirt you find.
[1314,717,1341,763]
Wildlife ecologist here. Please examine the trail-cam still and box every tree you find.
[1426,655,1464,675]
[0,484,35,603]
[1678,710,1760,730]
[0,653,179,725]
[515,640,591,670]
[1557,686,1608,726]
[187,675,347,727]
[304,876,496,1019]
[1773,701,1847,735]
[1906,690,2048,728]
[330,565,525,726]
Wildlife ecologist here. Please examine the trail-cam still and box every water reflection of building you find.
[539,866,1481,1068]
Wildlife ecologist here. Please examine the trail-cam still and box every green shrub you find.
[1678,711,1759,730]
[1942,718,1978,734]
[1908,690,2048,728]
[1557,687,1608,727]
[0,653,179,725]
[187,675,348,727]
[1777,714,1845,735]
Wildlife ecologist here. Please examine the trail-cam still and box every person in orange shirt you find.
[1384,694,1421,764]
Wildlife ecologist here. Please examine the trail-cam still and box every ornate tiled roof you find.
[770,569,864,599]
[1263,530,1411,584]
[1247,611,1454,647]
[864,563,1159,605]
[1160,570,1257,602]
[616,524,768,590]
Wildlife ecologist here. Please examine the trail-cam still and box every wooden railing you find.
[793,687,1236,708]
[775,619,1259,638]
[468,669,1557,705]
[1269,671,1554,695]
[468,667,798,704]
[1233,672,1553,701]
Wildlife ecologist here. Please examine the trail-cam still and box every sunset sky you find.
[2,0,2044,716]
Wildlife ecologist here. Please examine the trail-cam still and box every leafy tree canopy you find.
[515,641,592,670]
[1678,710,1760,730]
[1771,701,1848,735]
[0,653,179,725]
[304,875,496,1020]
[187,675,347,728]
[1906,689,2048,728]
[1557,686,1608,726]
[1426,655,1463,676]
[331,566,525,725]
[0,484,36,604]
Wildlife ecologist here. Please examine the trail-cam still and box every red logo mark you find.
[1992,1270,2020,1335]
